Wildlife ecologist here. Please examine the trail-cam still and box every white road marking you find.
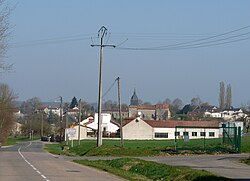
[18,142,50,181]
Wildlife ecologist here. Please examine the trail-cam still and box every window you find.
[183,132,189,136]
[192,132,197,136]
[200,132,206,137]
[155,133,168,138]
[209,132,215,137]
[175,132,180,136]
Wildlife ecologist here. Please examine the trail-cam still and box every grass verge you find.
[241,156,250,165]
[74,158,232,181]
[3,136,40,146]
[45,137,250,157]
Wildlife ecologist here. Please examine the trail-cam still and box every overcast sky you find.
[1,0,250,107]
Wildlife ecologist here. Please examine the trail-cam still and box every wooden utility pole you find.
[65,105,69,145]
[41,112,44,137]
[117,77,124,147]
[59,96,63,144]
[91,26,115,147]
[78,99,81,145]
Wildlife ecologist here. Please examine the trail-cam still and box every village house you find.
[66,113,119,140]
[103,108,129,120]
[37,106,62,116]
[220,108,247,121]
[104,90,171,120]
[67,106,80,116]
[190,105,247,121]
[122,117,220,140]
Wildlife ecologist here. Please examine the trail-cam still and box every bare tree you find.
[172,98,183,110]
[219,81,225,110]
[0,83,17,144]
[20,97,42,115]
[0,0,12,73]
[163,98,171,105]
[190,96,202,108]
[225,84,232,109]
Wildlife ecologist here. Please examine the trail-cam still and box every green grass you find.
[74,158,232,181]
[241,135,250,153]
[3,135,40,146]
[242,158,250,165]
[46,137,249,157]
[44,143,65,155]
[45,139,177,156]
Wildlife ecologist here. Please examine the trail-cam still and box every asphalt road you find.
[0,141,125,181]
[142,154,250,181]
[1,141,250,181]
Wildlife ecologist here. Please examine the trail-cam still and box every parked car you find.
[41,136,51,142]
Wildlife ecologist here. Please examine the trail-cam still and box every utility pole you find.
[78,99,81,145]
[41,112,44,137]
[65,104,69,145]
[91,26,115,147]
[117,77,124,147]
[59,96,63,144]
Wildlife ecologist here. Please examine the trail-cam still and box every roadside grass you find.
[242,158,250,165]
[241,135,250,153]
[44,143,65,155]
[3,135,40,146]
[74,158,232,181]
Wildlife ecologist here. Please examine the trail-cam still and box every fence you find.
[174,124,241,153]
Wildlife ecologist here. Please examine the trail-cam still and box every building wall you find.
[174,128,219,139]
[139,109,155,120]
[65,126,87,140]
[129,104,171,120]
[123,118,153,139]
[123,118,220,140]
[149,127,220,140]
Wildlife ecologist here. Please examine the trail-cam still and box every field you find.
[44,135,250,156]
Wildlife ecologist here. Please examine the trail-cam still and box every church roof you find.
[130,89,139,106]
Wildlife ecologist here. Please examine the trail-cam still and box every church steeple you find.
[130,89,139,106]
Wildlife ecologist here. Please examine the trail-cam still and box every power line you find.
[9,25,250,50]
[102,78,118,99]
[11,34,97,48]
[147,31,250,50]
[115,25,250,51]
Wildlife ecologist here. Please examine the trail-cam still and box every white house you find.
[67,106,80,116]
[13,109,25,119]
[221,108,246,121]
[37,106,62,116]
[204,110,221,118]
[71,113,119,138]
[123,118,220,140]
[205,107,247,121]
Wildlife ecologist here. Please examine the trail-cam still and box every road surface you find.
[0,141,125,181]
[142,154,250,181]
[1,141,250,181]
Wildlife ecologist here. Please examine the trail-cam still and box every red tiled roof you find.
[129,104,169,110]
[68,109,79,113]
[144,120,220,128]
[123,118,219,128]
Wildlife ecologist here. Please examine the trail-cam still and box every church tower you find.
[130,89,139,106]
